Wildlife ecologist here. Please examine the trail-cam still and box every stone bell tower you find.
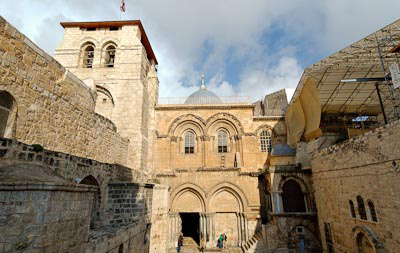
[54,20,159,176]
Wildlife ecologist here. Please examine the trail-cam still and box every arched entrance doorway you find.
[171,186,206,248]
[208,185,247,248]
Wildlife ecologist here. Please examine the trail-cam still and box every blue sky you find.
[2,0,400,102]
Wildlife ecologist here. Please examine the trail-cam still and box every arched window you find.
[282,179,306,212]
[368,201,377,222]
[349,200,356,218]
[184,131,195,154]
[357,196,367,220]
[0,91,16,138]
[83,44,95,68]
[260,130,272,152]
[217,130,228,153]
[104,45,116,67]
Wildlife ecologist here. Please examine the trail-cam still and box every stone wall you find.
[149,184,170,253]
[0,172,96,252]
[0,16,129,166]
[312,120,400,252]
[0,138,143,184]
[105,182,153,227]
[154,105,287,172]
[54,21,159,175]
[0,138,146,231]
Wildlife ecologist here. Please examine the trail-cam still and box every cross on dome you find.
[201,72,205,90]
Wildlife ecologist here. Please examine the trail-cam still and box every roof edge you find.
[60,20,157,65]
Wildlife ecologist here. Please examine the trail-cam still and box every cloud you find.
[206,57,302,102]
[2,0,400,104]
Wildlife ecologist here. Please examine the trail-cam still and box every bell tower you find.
[54,20,159,176]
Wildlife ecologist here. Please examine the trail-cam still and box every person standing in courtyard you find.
[223,233,227,248]
[218,234,223,249]
[177,233,183,253]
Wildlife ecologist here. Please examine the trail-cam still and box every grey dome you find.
[271,144,296,157]
[184,89,222,104]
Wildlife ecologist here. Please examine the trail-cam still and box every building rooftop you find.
[184,88,222,104]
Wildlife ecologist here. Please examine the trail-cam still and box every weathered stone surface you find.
[312,120,400,253]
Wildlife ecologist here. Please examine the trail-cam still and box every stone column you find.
[205,213,215,248]
[170,137,177,170]
[272,192,283,213]
[236,212,242,247]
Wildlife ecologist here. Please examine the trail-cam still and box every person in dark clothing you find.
[177,233,183,252]
[223,233,227,248]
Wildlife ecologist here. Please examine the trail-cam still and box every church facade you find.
[0,15,399,253]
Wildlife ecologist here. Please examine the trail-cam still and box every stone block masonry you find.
[0,175,97,252]
[312,119,400,252]
[54,20,160,175]
[105,182,154,227]
[0,16,129,166]
[0,137,144,183]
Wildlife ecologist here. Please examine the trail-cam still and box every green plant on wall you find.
[31,144,44,152]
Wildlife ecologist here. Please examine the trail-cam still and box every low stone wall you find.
[0,182,96,252]
[85,222,151,253]
[312,120,400,252]
[0,138,143,183]
[0,16,129,166]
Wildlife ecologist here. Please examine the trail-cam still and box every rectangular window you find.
[86,27,96,31]
[185,147,194,154]
[218,146,227,153]
[324,222,334,253]
[109,26,119,31]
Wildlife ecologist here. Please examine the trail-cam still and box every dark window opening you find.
[324,222,334,253]
[180,212,200,245]
[109,26,119,31]
[0,91,14,138]
[83,45,95,68]
[349,200,356,218]
[86,27,96,31]
[105,45,116,67]
[118,244,123,253]
[282,180,306,213]
[79,175,100,229]
[368,201,377,222]
[357,196,367,220]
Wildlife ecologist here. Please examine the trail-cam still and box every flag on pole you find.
[120,0,126,12]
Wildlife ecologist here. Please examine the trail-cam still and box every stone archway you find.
[207,183,248,248]
[170,185,207,248]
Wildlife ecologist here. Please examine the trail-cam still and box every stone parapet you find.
[0,138,143,183]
